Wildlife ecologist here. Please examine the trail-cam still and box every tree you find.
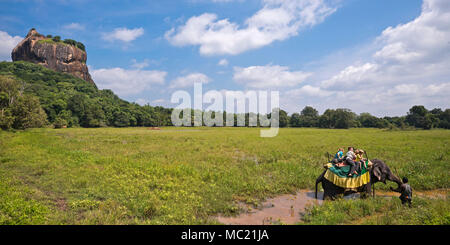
[52,36,61,42]
[113,110,130,127]
[406,105,432,129]
[10,94,48,129]
[358,112,387,128]
[0,75,48,130]
[53,117,67,128]
[278,109,289,128]
[318,109,335,128]
[63,39,77,46]
[76,42,86,52]
[290,113,301,127]
[298,106,319,127]
[334,108,356,129]
[439,109,450,129]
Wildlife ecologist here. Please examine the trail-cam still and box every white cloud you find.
[286,85,333,97]
[135,98,166,106]
[91,68,167,96]
[320,63,378,89]
[170,73,211,89]
[152,99,166,104]
[165,0,337,55]
[233,65,312,88]
[218,58,229,66]
[130,59,150,69]
[0,30,22,61]
[284,0,450,116]
[385,83,450,97]
[63,23,85,31]
[102,27,144,42]
[135,98,150,106]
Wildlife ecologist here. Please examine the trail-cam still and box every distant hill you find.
[0,61,172,128]
[11,28,95,86]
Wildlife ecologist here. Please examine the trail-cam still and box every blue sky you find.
[1,0,449,116]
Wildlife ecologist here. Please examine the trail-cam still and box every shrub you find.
[53,117,67,129]
[63,39,77,46]
[76,42,86,52]
[52,36,61,42]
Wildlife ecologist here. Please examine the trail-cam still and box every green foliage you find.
[1,61,448,130]
[53,117,67,129]
[62,39,86,52]
[291,106,319,127]
[76,42,86,52]
[0,75,48,129]
[277,108,289,127]
[52,35,61,42]
[0,61,173,129]
[406,105,432,129]
[10,94,48,129]
[63,39,77,46]
[0,127,448,224]
[316,108,358,129]
[301,196,449,225]
[0,177,49,225]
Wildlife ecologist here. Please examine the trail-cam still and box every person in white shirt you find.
[345,147,358,177]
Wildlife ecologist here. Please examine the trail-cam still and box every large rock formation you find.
[11,29,96,87]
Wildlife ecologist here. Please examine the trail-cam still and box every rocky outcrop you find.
[11,29,96,87]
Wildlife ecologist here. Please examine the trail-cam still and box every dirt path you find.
[216,189,448,225]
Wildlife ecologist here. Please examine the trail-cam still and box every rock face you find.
[11,29,96,87]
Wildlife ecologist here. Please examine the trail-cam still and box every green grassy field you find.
[0,127,448,224]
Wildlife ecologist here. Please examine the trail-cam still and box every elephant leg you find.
[360,183,371,199]
[322,190,329,201]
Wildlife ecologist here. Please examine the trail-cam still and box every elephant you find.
[315,159,402,200]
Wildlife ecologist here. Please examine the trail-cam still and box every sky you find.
[1,0,449,117]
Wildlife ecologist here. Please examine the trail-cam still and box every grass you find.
[0,127,448,224]
[37,39,70,47]
[301,196,450,225]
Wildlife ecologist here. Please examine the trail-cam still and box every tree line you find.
[286,105,450,129]
[0,61,449,130]
[0,61,172,130]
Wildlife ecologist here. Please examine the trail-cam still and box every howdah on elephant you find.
[315,159,402,200]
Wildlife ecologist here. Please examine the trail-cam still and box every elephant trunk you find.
[389,173,402,187]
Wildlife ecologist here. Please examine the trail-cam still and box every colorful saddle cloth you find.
[323,160,371,190]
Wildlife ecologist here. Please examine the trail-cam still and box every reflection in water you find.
[217,190,323,225]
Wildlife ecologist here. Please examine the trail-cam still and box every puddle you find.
[216,189,448,225]
[217,190,323,225]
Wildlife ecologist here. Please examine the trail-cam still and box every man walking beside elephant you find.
[391,177,413,207]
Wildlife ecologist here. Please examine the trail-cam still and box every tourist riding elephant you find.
[315,159,402,200]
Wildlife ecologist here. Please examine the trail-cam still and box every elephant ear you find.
[373,165,382,181]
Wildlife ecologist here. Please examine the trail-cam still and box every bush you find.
[53,117,67,129]
[0,74,48,130]
[76,42,86,52]
[63,39,77,46]
[52,36,61,42]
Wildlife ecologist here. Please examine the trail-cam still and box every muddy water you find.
[217,190,323,225]
[216,189,448,225]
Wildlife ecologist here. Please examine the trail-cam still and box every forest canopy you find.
[0,61,448,130]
